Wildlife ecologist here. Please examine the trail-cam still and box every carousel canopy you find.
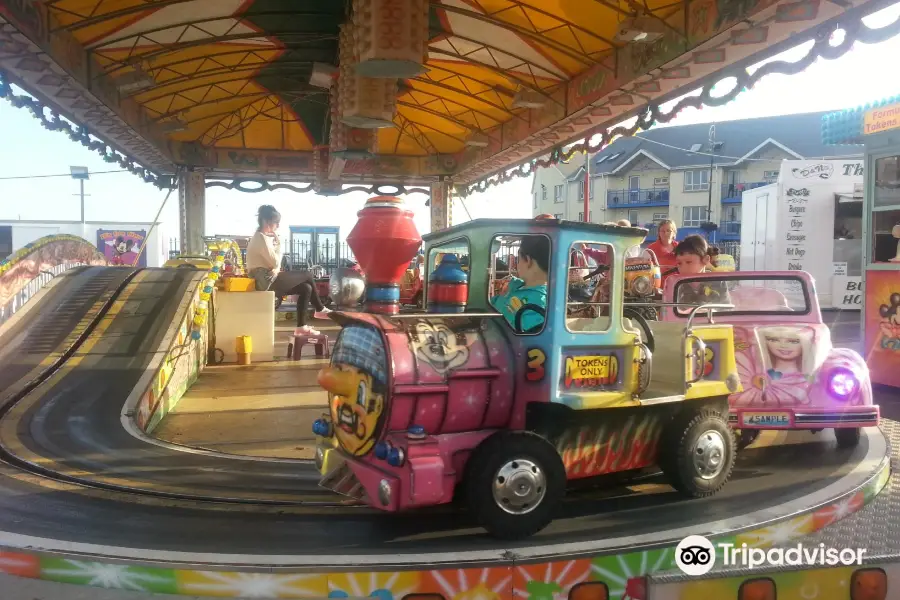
[0,0,894,192]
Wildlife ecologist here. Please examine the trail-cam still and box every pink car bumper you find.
[729,406,880,429]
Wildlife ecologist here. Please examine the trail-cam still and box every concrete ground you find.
[151,318,337,460]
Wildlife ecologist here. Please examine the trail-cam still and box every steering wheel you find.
[514,304,546,334]
[624,307,655,354]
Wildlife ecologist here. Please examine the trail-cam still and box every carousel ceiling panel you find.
[0,0,885,185]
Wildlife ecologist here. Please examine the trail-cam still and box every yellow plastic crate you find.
[222,276,256,292]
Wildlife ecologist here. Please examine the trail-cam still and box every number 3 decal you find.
[526,348,546,382]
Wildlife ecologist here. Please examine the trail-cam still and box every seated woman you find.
[490,236,549,332]
[673,234,731,307]
[247,205,331,336]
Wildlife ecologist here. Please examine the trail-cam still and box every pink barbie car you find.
[660,271,878,449]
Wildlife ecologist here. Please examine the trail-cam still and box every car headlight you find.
[632,275,652,296]
[827,367,859,400]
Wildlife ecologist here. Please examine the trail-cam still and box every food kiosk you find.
[823,97,900,387]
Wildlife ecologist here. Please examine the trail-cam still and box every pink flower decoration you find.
[765,371,811,407]
[730,326,811,407]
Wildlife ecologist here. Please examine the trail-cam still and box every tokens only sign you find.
[564,354,619,388]
[864,103,900,136]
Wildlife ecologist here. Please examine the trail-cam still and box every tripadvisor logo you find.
[674,535,867,577]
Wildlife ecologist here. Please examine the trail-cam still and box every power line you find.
[0,169,128,181]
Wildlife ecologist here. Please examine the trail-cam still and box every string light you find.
[191,252,226,341]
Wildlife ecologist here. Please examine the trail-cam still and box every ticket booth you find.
[824,97,900,386]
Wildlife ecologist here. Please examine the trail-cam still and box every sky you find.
[1,3,899,246]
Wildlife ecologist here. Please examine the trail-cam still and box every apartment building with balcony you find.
[531,111,862,244]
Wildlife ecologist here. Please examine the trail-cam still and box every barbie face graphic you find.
[765,334,802,366]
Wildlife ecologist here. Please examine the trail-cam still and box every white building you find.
[531,111,863,252]
[0,220,169,267]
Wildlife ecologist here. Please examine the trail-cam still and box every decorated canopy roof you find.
[0,0,894,192]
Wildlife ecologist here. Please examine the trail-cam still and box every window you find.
[673,275,810,317]
[682,206,707,227]
[488,234,550,334]
[566,242,614,333]
[684,169,709,192]
[541,184,547,201]
[553,213,563,219]
[652,212,668,222]
[653,177,669,186]
[427,237,470,275]
[578,183,584,199]
[0,225,11,260]
[628,175,640,190]
[874,155,900,207]
[533,193,537,208]
[763,170,779,180]
[589,178,595,199]
[870,209,900,263]
[577,211,594,221]
[554,184,564,202]
[426,237,470,306]
[628,210,638,225]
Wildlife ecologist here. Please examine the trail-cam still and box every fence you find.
[712,241,741,265]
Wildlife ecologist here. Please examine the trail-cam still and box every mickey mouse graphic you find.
[105,236,135,265]
[878,292,900,345]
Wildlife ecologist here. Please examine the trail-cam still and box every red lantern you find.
[346,196,422,314]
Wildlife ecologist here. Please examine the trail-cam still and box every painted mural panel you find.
[864,270,900,388]
[96,229,147,267]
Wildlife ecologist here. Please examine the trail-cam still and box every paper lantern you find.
[338,23,397,129]
[352,0,429,78]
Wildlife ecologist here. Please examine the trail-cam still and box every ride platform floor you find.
[151,319,337,459]
[152,311,864,461]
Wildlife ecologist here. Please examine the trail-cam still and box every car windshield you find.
[673,276,810,316]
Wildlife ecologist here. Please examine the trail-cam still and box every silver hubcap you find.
[492,458,546,515]
[692,430,727,480]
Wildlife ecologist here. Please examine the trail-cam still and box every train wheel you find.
[660,409,734,498]
[735,429,760,451]
[834,427,861,449]
[465,431,566,540]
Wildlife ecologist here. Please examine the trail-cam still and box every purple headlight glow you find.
[828,367,859,400]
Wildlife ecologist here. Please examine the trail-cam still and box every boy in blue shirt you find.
[491,235,550,332]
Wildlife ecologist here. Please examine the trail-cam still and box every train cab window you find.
[488,234,550,334]
[566,242,613,333]
[427,238,470,273]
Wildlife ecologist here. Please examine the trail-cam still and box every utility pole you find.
[583,143,591,222]
[70,166,90,223]
[702,126,723,237]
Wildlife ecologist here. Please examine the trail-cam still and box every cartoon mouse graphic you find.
[106,236,135,265]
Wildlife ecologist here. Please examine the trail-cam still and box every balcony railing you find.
[719,220,741,237]
[607,187,669,207]
[721,181,768,202]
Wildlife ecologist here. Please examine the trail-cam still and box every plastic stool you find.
[288,333,331,359]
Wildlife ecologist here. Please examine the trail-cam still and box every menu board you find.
[783,186,810,271]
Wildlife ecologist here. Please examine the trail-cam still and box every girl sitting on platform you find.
[247,205,331,336]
